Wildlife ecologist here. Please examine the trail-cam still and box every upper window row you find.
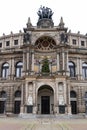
[0,40,18,48]
[68,61,87,79]
[2,61,23,79]
[72,39,85,46]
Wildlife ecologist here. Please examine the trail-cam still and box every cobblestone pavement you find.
[0,117,87,130]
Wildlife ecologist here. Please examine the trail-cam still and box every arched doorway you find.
[70,90,77,114]
[37,85,54,114]
[0,91,7,114]
[14,90,21,114]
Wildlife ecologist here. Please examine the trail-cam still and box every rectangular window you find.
[14,40,18,45]
[81,41,85,46]
[72,39,76,45]
[6,41,10,46]
[0,43,2,48]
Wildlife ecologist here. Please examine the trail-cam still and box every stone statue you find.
[60,33,68,43]
[37,6,54,20]
[23,33,31,43]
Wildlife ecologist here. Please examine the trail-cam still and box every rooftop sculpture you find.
[37,6,54,20]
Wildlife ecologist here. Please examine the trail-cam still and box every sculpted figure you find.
[37,6,53,20]
[23,33,31,43]
[60,33,68,43]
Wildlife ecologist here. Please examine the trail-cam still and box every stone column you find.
[54,81,59,114]
[11,58,15,79]
[20,84,24,113]
[77,86,83,113]
[27,52,29,71]
[25,82,28,104]
[0,63,2,77]
[54,82,58,114]
[66,52,69,71]
[79,58,82,80]
[31,51,34,72]
[8,59,12,80]
[76,58,79,79]
[33,82,37,114]
[57,53,59,71]
[6,86,14,114]
[23,52,27,75]
[67,84,71,115]
[62,52,65,70]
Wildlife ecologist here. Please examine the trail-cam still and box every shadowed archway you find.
[37,85,54,114]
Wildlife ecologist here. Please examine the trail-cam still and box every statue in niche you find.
[60,33,68,43]
[27,95,33,105]
[23,32,31,43]
[37,6,54,20]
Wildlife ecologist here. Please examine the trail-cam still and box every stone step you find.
[18,113,85,119]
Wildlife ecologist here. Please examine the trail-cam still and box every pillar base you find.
[67,105,71,115]
[20,106,24,114]
[33,106,37,114]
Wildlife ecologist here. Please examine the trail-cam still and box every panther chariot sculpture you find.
[37,6,54,20]
[37,6,54,28]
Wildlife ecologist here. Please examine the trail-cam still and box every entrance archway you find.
[37,85,54,114]
[70,91,77,114]
[14,90,21,114]
[0,91,7,114]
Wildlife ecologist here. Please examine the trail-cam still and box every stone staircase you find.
[18,113,85,119]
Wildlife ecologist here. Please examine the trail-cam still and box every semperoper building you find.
[0,6,87,116]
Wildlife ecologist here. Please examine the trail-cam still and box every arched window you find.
[35,36,56,50]
[85,92,87,98]
[15,90,21,97]
[2,63,9,78]
[0,91,7,98]
[16,62,23,77]
[82,63,87,78]
[70,91,77,98]
[68,61,75,77]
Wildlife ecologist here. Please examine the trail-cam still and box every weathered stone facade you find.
[0,7,87,116]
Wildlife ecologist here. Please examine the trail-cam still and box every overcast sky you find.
[0,0,87,35]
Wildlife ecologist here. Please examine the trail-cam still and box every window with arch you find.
[2,63,9,78]
[35,36,56,50]
[82,63,87,79]
[70,91,77,98]
[16,62,23,77]
[85,92,87,98]
[15,90,21,97]
[0,91,7,98]
[68,61,75,77]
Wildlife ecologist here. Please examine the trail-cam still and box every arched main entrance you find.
[37,85,54,114]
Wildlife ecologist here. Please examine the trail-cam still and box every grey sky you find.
[0,0,87,35]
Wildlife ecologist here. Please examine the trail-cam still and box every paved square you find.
[0,117,87,130]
